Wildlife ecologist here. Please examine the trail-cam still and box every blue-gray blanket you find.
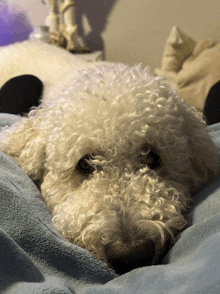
[1,114,220,294]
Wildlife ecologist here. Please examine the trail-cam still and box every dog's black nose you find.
[105,240,155,275]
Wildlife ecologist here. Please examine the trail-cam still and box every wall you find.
[4,0,220,68]
[103,0,220,67]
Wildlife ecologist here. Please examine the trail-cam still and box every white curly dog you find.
[0,41,219,275]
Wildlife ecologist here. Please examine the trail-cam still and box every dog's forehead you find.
[46,63,196,153]
[67,64,180,115]
[57,63,170,102]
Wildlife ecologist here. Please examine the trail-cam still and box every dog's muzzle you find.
[104,240,155,275]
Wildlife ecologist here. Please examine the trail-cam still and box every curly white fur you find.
[0,41,219,274]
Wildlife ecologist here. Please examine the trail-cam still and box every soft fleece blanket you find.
[1,114,220,294]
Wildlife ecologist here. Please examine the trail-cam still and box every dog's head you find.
[1,64,219,274]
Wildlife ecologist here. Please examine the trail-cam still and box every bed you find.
[1,113,220,294]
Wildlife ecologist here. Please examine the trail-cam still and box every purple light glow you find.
[0,3,33,46]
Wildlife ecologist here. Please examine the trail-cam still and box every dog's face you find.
[2,64,218,275]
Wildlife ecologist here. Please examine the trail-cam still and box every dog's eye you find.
[138,148,161,170]
[146,150,161,170]
[77,154,95,175]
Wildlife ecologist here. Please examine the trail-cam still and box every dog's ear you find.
[0,117,46,181]
[174,99,219,191]
[188,127,219,190]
